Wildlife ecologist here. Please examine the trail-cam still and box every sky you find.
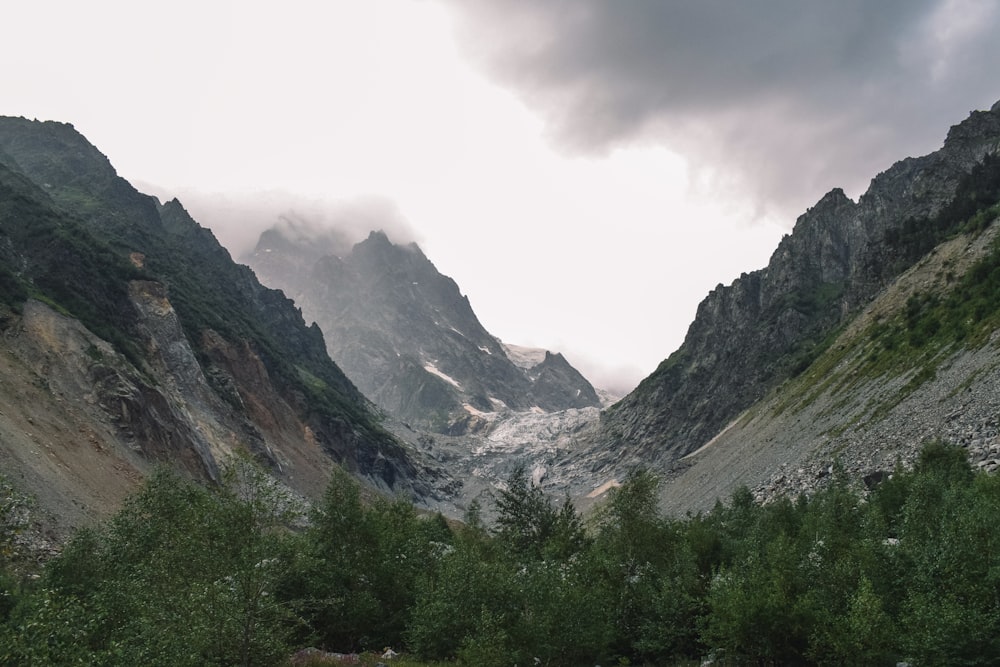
[3,1,998,394]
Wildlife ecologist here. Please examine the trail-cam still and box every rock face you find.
[247,228,601,433]
[597,104,1000,465]
[0,117,439,536]
[648,220,1000,515]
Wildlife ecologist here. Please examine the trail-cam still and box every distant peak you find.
[366,229,391,244]
[253,216,352,260]
[354,229,396,254]
[803,187,855,216]
[820,187,849,203]
[355,229,428,261]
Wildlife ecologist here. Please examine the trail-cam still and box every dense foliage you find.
[0,163,151,363]
[2,442,1000,665]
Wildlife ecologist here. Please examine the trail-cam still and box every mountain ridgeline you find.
[6,102,1000,667]
[246,227,601,434]
[0,117,433,532]
[598,101,1000,466]
[3,99,1000,536]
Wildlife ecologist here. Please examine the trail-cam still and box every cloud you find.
[136,183,420,261]
[438,0,1000,220]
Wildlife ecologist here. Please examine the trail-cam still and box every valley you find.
[2,97,1000,667]
[2,101,1000,532]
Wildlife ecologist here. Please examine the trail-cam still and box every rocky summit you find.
[246,226,601,434]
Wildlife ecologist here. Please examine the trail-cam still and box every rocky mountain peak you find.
[814,186,851,207]
[597,100,1000,465]
[362,228,393,247]
[351,229,436,283]
[245,227,602,432]
[254,215,356,265]
[942,104,1000,157]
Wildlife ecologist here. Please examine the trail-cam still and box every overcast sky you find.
[3,1,998,393]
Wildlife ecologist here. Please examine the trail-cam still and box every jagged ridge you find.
[0,117,434,534]
[247,227,601,433]
[599,103,1000,463]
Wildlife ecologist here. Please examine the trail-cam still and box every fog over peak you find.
[139,184,422,261]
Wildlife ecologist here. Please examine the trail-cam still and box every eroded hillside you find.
[0,118,448,539]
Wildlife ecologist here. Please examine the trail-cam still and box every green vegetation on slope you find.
[879,234,1000,352]
[776,155,1000,422]
[151,201,378,432]
[3,443,999,665]
[791,154,1000,389]
[844,222,1000,416]
[0,164,151,365]
[0,120,387,443]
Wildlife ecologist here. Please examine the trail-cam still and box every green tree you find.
[900,471,1000,665]
[0,473,30,631]
[407,532,517,661]
[588,470,703,662]
[703,530,812,664]
[811,575,896,666]
[7,460,300,666]
[286,466,449,651]
[209,457,304,666]
[285,465,380,651]
[409,469,608,665]
[493,465,560,560]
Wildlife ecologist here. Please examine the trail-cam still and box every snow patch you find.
[489,397,509,410]
[463,403,494,418]
[423,363,461,389]
[503,343,547,369]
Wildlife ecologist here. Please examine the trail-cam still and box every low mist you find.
[139,184,421,261]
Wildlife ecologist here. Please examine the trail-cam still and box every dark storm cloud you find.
[440,0,1000,219]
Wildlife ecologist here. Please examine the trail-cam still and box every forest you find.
[2,440,999,666]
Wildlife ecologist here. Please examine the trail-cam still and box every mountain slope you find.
[597,102,1000,465]
[654,211,1000,514]
[247,227,601,433]
[0,117,437,535]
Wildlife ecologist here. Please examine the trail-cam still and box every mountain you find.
[579,100,1000,511]
[246,227,601,433]
[4,99,1000,538]
[0,117,441,536]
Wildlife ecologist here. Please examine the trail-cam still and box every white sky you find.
[3,1,997,393]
